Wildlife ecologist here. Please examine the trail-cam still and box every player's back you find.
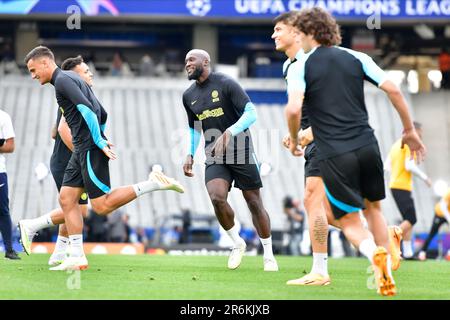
[52,68,107,152]
[303,46,377,159]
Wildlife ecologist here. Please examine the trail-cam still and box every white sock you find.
[133,180,160,197]
[260,236,275,260]
[226,225,246,248]
[69,234,85,258]
[311,252,329,276]
[403,240,413,258]
[27,213,54,233]
[53,236,69,255]
[359,238,377,263]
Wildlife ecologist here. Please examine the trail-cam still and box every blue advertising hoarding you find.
[0,0,449,19]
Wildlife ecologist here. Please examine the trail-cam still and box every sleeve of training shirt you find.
[223,77,257,136]
[224,77,251,113]
[55,77,107,150]
[402,144,428,181]
[182,93,201,156]
[337,47,389,87]
[286,59,306,93]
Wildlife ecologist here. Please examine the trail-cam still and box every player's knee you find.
[246,198,262,213]
[90,202,111,216]
[210,194,227,209]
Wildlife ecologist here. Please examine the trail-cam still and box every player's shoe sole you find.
[149,171,185,193]
[372,247,396,296]
[286,273,331,286]
[49,256,89,271]
[18,221,32,255]
[388,225,403,271]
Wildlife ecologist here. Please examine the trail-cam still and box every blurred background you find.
[0,0,449,258]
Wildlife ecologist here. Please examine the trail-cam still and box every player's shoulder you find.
[56,70,83,86]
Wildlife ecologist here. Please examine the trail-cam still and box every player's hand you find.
[289,137,304,157]
[299,127,314,148]
[183,155,194,177]
[401,129,426,163]
[211,130,232,158]
[102,141,116,160]
[425,178,432,188]
[282,134,291,149]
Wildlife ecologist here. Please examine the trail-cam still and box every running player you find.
[385,121,431,261]
[284,8,425,296]
[182,49,278,271]
[19,56,96,266]
[416,187,450,260]
[272,11,338,285]
[24,46,184,271]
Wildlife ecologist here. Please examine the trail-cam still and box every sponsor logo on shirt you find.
[197,107,224,121]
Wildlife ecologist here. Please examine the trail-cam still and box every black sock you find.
[0,215,13,252]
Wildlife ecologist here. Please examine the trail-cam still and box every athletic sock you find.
[68,234,85,258]
[403,240,413,258]
[226,225,246,248]
[259,236,275,260]
[53,235,69,256]
[26,213,54,233]
[133,180,161,197]
[311,252,329,276]
[359,238,377,263]
[0,215,13,251]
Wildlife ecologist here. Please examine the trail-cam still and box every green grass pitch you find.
[0,254,448,300]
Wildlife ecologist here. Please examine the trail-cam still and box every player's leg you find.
[229,161,278,271]
[48,203,88,266]
[205,164,246,269]
[0,173,19,259]
[303,176,331,282]
[391,188,417,258]
[288,143,332,285]
[242,188,278,271]
[86,149,183,215]
[417,214,447,260]
[323,148,394,295]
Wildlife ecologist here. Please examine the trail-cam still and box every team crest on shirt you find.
[211,90,220,102]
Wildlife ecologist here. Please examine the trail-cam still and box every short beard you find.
[188,66,203,80]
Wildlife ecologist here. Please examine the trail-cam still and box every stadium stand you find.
[0,76,443,234]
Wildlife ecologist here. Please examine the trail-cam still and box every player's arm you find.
[284,60,306,157]
[0,137,14,153]
[383,153,391,172]
[183,96,201,177]
[350,49,425,162]
[51,124,57,140]
[440,192,450,222]
[0,112,15,153]
[212,78,256,157]
[225,77,257,136]
[56,77,115,159]
[404,157,431,186]
[58,115,74,152]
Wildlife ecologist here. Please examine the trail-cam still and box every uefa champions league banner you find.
[1,0,450,19]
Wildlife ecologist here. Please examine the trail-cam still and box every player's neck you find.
[286,44,302,61]
[196,69,211,84]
